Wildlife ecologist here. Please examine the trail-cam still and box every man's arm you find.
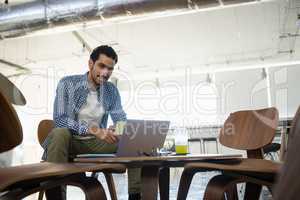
[53,78,88,135]
[110,85,127,124]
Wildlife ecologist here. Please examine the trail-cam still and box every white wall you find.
[269,65,300,118]
[215,68,269,120]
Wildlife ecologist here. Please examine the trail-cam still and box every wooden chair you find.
[202,106,300,200]
[273,106,300,200]
[0,78,126,200]
[0,73,26,106]
[177,107,280,200]
[37,119,122,200]
[0,87,107,199]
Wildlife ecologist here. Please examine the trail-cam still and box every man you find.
[42,45,141,200]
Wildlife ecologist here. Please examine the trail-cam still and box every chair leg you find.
[91,171,118,200]
[177,169,197,200]
[70,175,108,200]
[38,190,44,200]
[91,172,99,179]
[47,173,108,200]
[226,183,239,200]
[267,186,273,195]
[244,183,262,200]
[45,186,65,200]
[104,172,118,200]
[203,174,239,200]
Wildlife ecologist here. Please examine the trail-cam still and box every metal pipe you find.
[0,0,255,39]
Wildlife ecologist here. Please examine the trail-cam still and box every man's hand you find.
[108,125,115,132]
[89,126,118,144]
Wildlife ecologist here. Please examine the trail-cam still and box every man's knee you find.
[46,128,72,163]
[49,128,72,144]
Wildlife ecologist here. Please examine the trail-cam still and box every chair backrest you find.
[273,106,300,200]
[0,73,26,106]
[37,120,54,147]
[0,90,23,153]
[219,107,279,153]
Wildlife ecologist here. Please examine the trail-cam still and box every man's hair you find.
[90,45,118,64]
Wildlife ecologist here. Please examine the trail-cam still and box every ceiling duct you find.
[0,0,256,39]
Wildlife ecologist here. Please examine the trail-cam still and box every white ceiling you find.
[0,0,299,79]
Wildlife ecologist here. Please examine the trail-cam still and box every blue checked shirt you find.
[42,72,126,159]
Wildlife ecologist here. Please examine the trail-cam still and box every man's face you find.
[88,54,115,85]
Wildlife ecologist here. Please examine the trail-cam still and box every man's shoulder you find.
[59,74,85,85]
[105,81,119,93]
[105,81,116,89]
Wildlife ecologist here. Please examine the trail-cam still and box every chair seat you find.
[185,158,282,174]
[0,162,126,191]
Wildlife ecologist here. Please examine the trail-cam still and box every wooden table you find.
[75,154,243,200]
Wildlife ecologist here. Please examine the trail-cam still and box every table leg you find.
[159,167,170,200]
[141,166,160,200]
[104,172,118,200]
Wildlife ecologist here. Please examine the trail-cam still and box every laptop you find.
[76,119,170,158]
